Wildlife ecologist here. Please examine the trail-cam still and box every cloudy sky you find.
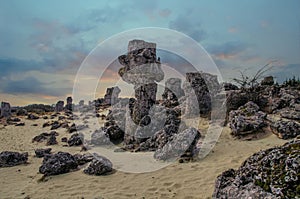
[0,0,300,105]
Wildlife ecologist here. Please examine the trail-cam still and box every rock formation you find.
[104,86,121,105]
[0,102,11,118]
[55,101,64,112]
[34,148,52,158]
[212,139,300,199]
[118,39,164,124]
[65,96,73,111]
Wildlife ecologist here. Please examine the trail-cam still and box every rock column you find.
[0,102,11,118]
[118,40,164,125]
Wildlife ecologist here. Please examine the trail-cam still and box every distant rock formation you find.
[261,76,274,86]
[0,102,11,118]
[55,101,64,112]
[104,86,121,105]
[65,96,73,111]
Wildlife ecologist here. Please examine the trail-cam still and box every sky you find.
[0,0,300,106]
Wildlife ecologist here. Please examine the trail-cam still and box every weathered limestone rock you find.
[83,153,113,175]
[118,40,164,124]
[229,101,267,138]
[104,86,121,105]
[154,127,201,161]
[270,119,300,139]
[65,96,73,111]
[0,151,28,167]
[212,139,300,199]
[0,102,11,118]
[55,101,64,112]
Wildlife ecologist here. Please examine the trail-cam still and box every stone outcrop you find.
[229,101,267,138]
[212,139,300,199]
[55,101,64,112]
[0,102,11,118]
[39,152,78,176]
[65,97,73,111]
[118,39,164,125]
[104,87,121,105]
[0,151,28,167]
[270,119,300,139]
[83,153,113,175]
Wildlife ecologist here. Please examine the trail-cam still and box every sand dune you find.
[0,114,286,199]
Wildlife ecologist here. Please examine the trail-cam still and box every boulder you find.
[104,86,121,105]
[83,154,113,175]
[0,151,28,167]
[154,127,201,161]
[229,101,267,138]
[65,97,73,111]
[212,139,300,199]
[270,119,300,139]
[67,133,84,146]
[39,152,78,176]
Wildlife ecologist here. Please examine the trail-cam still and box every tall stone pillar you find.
[118,40,164,125]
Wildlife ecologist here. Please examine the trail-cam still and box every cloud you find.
[0,58,42,76]
[1,76,71,97]
[207,41,247,60]
[169,16,206,42]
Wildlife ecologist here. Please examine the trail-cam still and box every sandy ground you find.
[0,113,287,199]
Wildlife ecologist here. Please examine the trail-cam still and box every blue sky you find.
[0,0,299,105]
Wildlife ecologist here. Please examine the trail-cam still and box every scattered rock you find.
[61,137,68,142]
[15,122,25,126]
[0,151,28,167]
[67,133,84,146]
[39,152,78,176]
[83,154,113,175]
[46,134,58,145]
[27,114,39,120]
